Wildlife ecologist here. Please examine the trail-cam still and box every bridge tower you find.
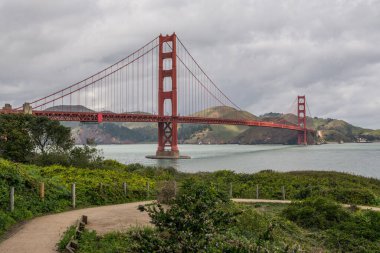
[154,33,182,158]
[297,95,307,145]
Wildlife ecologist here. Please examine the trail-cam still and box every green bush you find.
[283,197,349,229]
[283,197,380,252]
[332,188,378,205]
[0,211,15,232]
[323,212,380,252]
[144,180,239,252]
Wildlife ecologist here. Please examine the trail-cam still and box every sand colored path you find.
[232,198,380,212]
[0,201,152,253]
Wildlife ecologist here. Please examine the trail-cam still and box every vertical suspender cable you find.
[151,41,153,114]
[142,50,144,113]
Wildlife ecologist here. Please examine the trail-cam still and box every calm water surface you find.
[97,143,380,178]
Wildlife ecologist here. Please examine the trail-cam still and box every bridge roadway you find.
[0,109,314,133]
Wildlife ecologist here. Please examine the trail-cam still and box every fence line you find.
[4,181,290,213]
[214,183,287,201]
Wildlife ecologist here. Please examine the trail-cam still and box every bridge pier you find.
[23,103,32,114]
[146,33,190,159]
[2,104,12,111]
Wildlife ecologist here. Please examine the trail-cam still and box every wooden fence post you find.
[282,186,286,200]
[256,184,259,199]
[229,182,233,198]
[40,182,45,201]
[72,183,76,208]
[123,182,127,196]
[146,182,150,199]
[10,187,14,212]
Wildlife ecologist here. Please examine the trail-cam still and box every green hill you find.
[234,114,380,144]
[183,106,258,144]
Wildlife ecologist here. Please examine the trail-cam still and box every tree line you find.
[0,114,102,167]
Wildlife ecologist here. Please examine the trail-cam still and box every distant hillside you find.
[231,113,314,145]
[48,105,379,145]
[71,123,156,144]
[234,114,380,144]
[311,117,380,143]
[46,105,94,112]
[232,128,298,144]
[184,106,258,144]
[192,106,258,120]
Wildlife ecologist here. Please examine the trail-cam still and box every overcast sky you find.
[1,0,380,128]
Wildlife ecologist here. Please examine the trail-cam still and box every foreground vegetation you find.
[1,157,380,242]
[59,182,380,252]
[0,159,170,237]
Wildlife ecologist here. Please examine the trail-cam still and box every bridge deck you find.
[0,110,314,132]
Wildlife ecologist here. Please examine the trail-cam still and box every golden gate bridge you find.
[0,33,314,158]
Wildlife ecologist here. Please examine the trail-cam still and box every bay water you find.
[97,143,380,178]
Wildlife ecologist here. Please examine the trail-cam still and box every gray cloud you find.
[1,0,380,128]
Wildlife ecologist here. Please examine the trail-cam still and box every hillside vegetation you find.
[2,157,380,239]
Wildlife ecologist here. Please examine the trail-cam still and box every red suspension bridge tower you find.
[297,95,308,145]
[148,33,188,159]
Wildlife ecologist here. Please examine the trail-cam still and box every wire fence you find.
[2,181,292,213]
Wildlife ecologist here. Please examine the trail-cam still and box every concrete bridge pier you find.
[23,103,32,114]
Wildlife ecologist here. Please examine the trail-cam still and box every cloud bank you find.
[1,0,379,128]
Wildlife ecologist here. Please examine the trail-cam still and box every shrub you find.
[0,211,15,232]
[156,180,177,204]
[144,180,240,252]
[332,188,378,206]
[284,197,380,252]
[57,225,76,251]
[282,197,349,229]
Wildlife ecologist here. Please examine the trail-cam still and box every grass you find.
[2,157,380,242]
[57,225,76,251]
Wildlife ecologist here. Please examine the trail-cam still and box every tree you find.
[0,114,73,162]
[0,114,33,162]
[28,116,73,154]
[69,145,103,168]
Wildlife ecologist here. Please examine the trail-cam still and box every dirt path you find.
[0,201,152,253]
[232,198,380,212]
[232,198,291,204]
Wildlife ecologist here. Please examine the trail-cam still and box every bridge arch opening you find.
[164,76,172,92]
[164,99,172,116]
